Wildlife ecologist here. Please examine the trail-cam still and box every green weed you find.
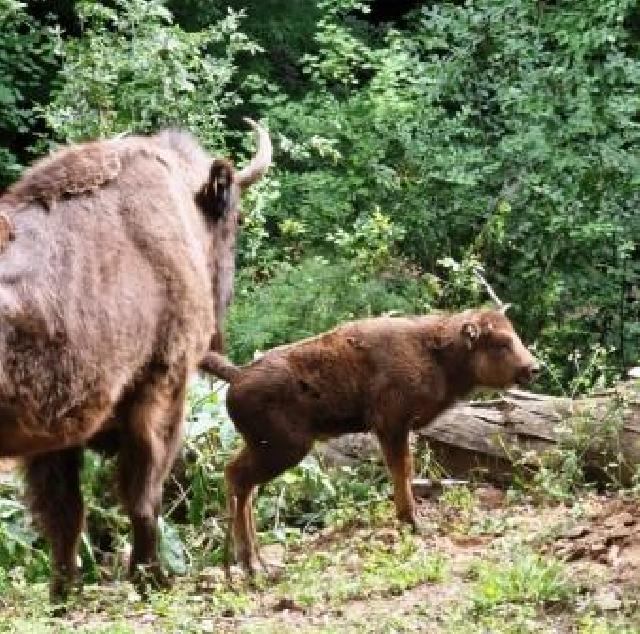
[469,551,576,613]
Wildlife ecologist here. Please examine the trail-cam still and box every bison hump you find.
[0,141,121,212]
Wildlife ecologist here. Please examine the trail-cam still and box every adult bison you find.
[0,119,271,599]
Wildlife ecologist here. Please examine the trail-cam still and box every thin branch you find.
[473,266,505,308]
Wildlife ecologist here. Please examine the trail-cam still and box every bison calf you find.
[200,308,539,574]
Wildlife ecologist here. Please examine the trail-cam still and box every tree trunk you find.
[319,381,640,486]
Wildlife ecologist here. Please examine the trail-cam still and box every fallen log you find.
[319,380,640,486]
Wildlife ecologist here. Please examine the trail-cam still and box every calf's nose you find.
[518,361,540,384]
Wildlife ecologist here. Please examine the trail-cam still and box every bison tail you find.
[199,351,240,384]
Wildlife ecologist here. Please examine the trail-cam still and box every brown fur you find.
[0,126,265,600]
[200,309,539,574]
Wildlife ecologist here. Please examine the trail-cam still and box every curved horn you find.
[236,117,272,188]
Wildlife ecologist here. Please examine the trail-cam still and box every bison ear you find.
[195,159,235,221]
[461,321,480,349]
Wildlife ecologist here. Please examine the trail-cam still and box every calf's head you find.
[460,310,539,388]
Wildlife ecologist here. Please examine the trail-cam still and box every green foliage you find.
[511,389,629,502]
[0,492,49,586]
[226,255,436,362]
[254,0,640,392]
[0,0,56,185]
[44,0,259,146]
[469,551,575,612]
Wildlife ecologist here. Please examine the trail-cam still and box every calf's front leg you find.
[377,431,418,529]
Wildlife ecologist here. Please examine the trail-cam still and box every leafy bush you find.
[254,0,640,392]
[0,0,56,186]
[43,0,258,148]
[0,492,49,587]
[226,255,437,362]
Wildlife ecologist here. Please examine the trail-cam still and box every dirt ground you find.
[2,488,640,633]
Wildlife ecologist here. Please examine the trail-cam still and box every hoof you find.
[49,572,79,609]
[397,511,426,535]
[131,563,171,597]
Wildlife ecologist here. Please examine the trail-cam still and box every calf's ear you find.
[461,322,480,349]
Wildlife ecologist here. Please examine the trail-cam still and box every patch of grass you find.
[439,485,474,512]
[577,613,640,634]
[441,605,564,634]
[469,551,576,613]
[274,529,445,608]
[438,484,477,535]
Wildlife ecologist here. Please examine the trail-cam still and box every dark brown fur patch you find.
[0,142,121,212]
[195,159,235,221]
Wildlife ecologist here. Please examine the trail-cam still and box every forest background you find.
[2,0,639,394]
[0,3,640,627]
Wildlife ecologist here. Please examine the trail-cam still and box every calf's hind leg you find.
[26,447,84,601]
[117,365,187,591]
[225,435,311,576]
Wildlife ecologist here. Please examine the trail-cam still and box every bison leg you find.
[377,431,418,529]
[225,439,310,576]
[26,447,84,602]
[117,367,187,593]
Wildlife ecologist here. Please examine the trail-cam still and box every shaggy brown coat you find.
[200,309,539,574]
[0,121,270,599]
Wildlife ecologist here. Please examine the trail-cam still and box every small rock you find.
[140,614,157,624]
[198,566,225,584]
[261,543,285,568]
[604,512,635,528]
[197,566,226,590]
[565,524,590,540]
[594,590,622,612]
[200,620,215,633]
[590,542,607,556]
[374,528,398,545]
[476,485,505,509]
[556,544,586,562]
[344,553,361,570]
[608,544,621,566]
[273,597,304,613]
[605,527,632,544]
